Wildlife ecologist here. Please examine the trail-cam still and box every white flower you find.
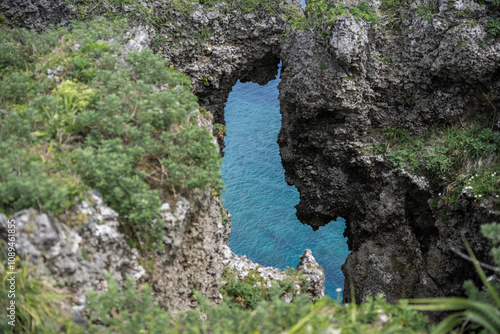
[336,288,342,292]
[476,174,478,177]
[478,195,482,198]
[379,314,389,323]
[438,193,441,196]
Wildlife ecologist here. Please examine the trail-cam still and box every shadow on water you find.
[220,63,350,297]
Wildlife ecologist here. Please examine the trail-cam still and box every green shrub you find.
[417,4,439,23]
[85,275,431,333]
[382,125,500,207]
[0,259,69,333]
[488,17,500,37]
[0,19,222,250]
[350,2,379,24]
[290,0,378,38]
[87,275,171,334]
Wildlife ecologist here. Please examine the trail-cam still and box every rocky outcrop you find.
[0,0,73,29]
[278,0,500,303]
[0,192,145,321]
[222,246,325,301]
[0,190,230,314]
[153,1,297,150]
[149,192,231,310]
[296,249,326,300]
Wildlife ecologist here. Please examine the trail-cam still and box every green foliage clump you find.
[219,266,306,309]
[86,275,171,334]
[375,55,393,63]
[482,222,500,265]
[67,0,152,23]
[416,3,439,23]
[170,0,286,17]
[350,2,380,24]
[488,17,500,37]
[220,268,267,309]
[0,19,222,250]
[82,274,431,334]
[290,0,378,38]
[229,0,286,16]
[381,125,500,206]
[380,0,410,29]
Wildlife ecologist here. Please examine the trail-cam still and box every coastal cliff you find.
[278,0,500,302]
[0,0,325,321]
[1,0,499,331]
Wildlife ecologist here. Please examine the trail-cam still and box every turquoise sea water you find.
[220,66,350,297]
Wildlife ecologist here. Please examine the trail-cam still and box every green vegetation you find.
[86,276,171,334]
[219,266,309,309]
[0,259,70,334]
[193,26,212,46]
[68,0,286,23]
[374,55,393,63]
[380,0,410,30]
[80,275,431,333]
[2,2,500,333]
[225,0,285,16]
[488,17,500,37]
[213,123,228,140]
[409,231,500,333]
[416,4,439,23]
[0,19,223,250]
[290,0,378,38]
[376,124,500,206]
[67,0,152,23]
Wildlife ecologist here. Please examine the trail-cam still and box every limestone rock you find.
[0,189,232,315]
[0,191,145,321]
[296,249,326,300]
[278,0,500,304]
[1,0,73,29]
[150,193,231,311]
[221,246,325,301]
[330,16,369,69]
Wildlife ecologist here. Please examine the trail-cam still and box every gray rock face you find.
[278,0,500,303]
[0,191,145,316]
[221,246,325,301]
[296,249,326,300]
[150,193,231,310]
[330,16,369,68]
[0,190,230,313]
[152,2,294,152]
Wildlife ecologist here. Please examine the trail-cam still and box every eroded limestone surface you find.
[278,0,500,303]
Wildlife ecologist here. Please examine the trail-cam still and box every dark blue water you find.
[220,66,349,297]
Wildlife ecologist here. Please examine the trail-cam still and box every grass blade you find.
[462,235,500,308]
